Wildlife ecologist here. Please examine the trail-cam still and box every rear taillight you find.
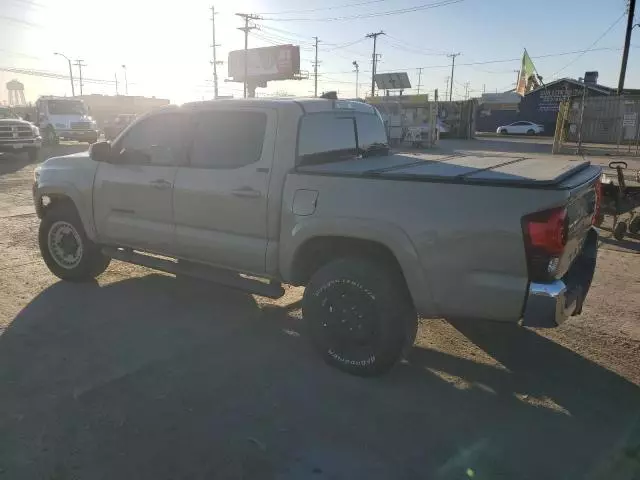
[525,207,568,255]
[592,179,602,225]
[522,207,569,281]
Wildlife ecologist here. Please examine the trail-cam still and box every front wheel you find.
[39,203,110,281]
[500,129,508,135]
[526,129,535,135]
[303,258,417,376]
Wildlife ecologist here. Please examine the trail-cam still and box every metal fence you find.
[553,95,640,156]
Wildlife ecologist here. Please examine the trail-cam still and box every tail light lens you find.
[592,179,602,225]
[522,207,568,281]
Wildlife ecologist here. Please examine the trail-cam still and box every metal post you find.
[122,65,128,95]
[353,61,359,98]
[447,52,460,101]
[211,6,220,99]
[236,13,259,99]
[54,53,75,96]
[366,31,384,98]
[416,67,423,95]
[74,59,86,95]
[313,37,319,97]
[576,84,587,155]
[617,0,637,94]
[115,72,119,95]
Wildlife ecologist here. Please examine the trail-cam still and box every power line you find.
[318,45,636,75]
[0,66,117,85]
[261,0,464,22]
[553,12,626,77]
[256,0,390,15]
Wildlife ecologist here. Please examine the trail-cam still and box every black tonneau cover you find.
[296,153,594,189]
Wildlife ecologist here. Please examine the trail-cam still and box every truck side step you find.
[103,247,285,299]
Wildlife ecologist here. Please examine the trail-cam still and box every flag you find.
[516,49,539,96]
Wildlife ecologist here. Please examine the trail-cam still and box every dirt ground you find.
[0,145,639,480]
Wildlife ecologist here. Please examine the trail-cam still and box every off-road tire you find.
[39,203,110,281]
[303,257,418,376]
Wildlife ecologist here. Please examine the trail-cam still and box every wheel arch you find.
[34,184,97,241]
[281,218,437,316]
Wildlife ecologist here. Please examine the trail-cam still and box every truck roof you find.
[183,97,377,115]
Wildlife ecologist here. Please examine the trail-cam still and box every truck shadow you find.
[0,274,638,479]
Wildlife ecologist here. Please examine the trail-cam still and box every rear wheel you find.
[39,203,110,281]
[526,129,535,135]
[629,216,640,235]
[303,257,417,376]
[500,129,508,135]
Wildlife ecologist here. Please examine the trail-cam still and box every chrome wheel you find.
[47,221,83,269]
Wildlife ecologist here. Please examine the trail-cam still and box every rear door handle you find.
[231,187,261,198]
[149,179,172,190]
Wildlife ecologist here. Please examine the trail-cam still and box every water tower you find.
[6,79,26,106]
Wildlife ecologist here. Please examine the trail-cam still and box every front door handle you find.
[149,179,172,190]
[231,187,261,198]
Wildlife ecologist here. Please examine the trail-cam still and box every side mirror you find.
[89,141,112,162]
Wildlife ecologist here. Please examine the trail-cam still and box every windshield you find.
[46,100,87,116]
[0,108,19,119]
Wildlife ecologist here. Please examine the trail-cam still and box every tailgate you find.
[558,165,601,278]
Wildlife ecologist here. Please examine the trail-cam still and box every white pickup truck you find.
[33,98,601,375]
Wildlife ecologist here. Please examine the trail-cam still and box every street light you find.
[121,64,128,95]
[54,52,75,96]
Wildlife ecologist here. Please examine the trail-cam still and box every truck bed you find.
[296,153,598,189]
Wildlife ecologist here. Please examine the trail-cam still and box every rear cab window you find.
[297,106,389,166]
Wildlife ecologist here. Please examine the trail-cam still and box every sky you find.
[0,0,637,104]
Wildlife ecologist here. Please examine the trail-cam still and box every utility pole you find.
[122,64,128,95]
[236,13,259,98]
[617,0,637,94]
[416,67,423,95]
[211,5,221,99]
[115,72,119,95]
[313,36,320,97]
[464,81,470,100]
[353,61,359,98]
[366,31,384,98]
[482,83,486,94]
[445,76,450,101]
[74,59,86,96]
[447,52,460,101]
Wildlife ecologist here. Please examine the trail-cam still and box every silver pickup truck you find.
[33,98,600,375]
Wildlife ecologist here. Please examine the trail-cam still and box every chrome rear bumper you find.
[522,228,598,328]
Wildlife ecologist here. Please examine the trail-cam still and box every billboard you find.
[374,72,411,90]
[228,45,300,82]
